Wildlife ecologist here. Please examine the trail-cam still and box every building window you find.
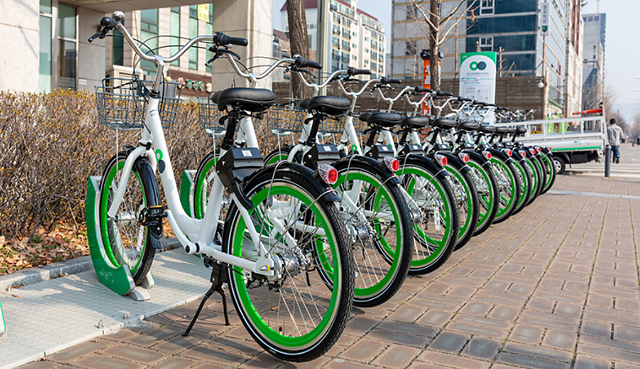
[406,4,419,20]
[206,22,213,73]
[405,41,417,56]
[39,0,52,92]
[58,4,77,90]
[480,0,494,15]
[480,36,493,51]
[364,48,368,53]
[112,21,124,66]
[189,6,198,70]
[140,9,159,74]
[352,55,357,60]
[170,7,180,67]
[332,36,339,48]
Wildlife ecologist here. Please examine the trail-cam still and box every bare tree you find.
[406,0,477,91]
[285,0,313,99]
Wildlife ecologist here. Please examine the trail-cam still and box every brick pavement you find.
[17,174,640,369]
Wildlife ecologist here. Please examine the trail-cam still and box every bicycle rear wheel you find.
[98,151,157,285]
[491,156,521,223]
[223,169,354,362]
[466,156,498,236]
[331,160,413,307]
[396,160,459,275]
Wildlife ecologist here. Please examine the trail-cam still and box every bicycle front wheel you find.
[98,151,157,285]
[223,168,354,362]
[539,151,556,194]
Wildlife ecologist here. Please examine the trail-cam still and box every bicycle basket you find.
[317,106,365,135]
[265,98,307,134]
[198,93,226,135]
[95,77,182,130]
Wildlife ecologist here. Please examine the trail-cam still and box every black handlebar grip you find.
[100,17,118,28]
[215,32,248,46]
[348,67,371,76]
[414,86,432,93]
[295,56,323,69]
[381,77,401,84]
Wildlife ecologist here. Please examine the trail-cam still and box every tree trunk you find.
[286,0,313,99]
[429,0,440,91]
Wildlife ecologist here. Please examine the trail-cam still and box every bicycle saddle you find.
[216,88,275,112]
[457,122,479,130]
[431,119,457,129]
[478,125,496,133]
[401,116,430,129]
[210,91,222,104]
[495,127,510,133]
[359,112,371,122]
[515,126,527,134]
[367,112,402,128]
[302,96,350,116]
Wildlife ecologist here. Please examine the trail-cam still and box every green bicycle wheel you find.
[223,169,354,362]
[98,151,156,285]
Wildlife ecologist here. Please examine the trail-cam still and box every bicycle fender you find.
[487,148,511,163]
[435,152,470,173]
[331,155,402,186]
[134,157,163,250]
[397,154,450,181]
[462,150,492,168]
[246,161,342,203]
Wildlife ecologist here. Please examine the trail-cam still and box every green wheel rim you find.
[230,184,341,349]
[397,166,453,269]
[525,159,538,198]
[467,161,494,231]
[194,156,218,220]
[99,161,147,275]
[512,161,528,209]
[491,158,517,219]
[444,167,474,243]
[333,171,402,299]
[542,155,554,190]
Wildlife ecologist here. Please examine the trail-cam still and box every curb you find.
[0,238,181,292]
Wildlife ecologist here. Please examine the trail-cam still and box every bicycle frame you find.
[104,28,280,278]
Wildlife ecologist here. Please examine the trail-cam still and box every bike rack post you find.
[0,300,5,338]
[605,145,611,178]
[86,176,154,301]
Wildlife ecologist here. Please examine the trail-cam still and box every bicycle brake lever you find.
[88,33,101,42]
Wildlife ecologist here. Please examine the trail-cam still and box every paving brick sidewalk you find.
[18,175,640,369]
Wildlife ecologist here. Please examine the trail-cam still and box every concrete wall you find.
[0,0,39,93]
[77,7,106,91]
[210,0,274,90]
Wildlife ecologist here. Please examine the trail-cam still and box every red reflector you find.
[435,154,448,167]
[384,156,400,172]
[547,147,553,152]
[482,151,492,160]
[536,147,542,153]
[503,149,512,157]
[529,148,536,155]
[318,164,338,185]
[519,150,527,158]
[458,153,470,163]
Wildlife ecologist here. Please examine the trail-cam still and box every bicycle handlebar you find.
[348,67,371,76]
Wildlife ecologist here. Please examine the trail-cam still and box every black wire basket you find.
[95,77,182,130]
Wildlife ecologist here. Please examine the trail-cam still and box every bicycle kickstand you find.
[183,262,230,337]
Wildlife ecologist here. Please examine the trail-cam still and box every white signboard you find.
[540,2,550,34]
[459,52,497,124]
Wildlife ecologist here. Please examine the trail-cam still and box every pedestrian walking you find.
[607,118,623,164]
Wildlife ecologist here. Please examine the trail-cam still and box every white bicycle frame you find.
[104,23,280,278]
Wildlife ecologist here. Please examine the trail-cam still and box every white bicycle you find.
[89,12,355,362]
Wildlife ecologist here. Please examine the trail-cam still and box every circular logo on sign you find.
[470,61,478,71]
[478,61,487,70]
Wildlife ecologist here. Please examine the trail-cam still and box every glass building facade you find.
[466,0,567,109]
